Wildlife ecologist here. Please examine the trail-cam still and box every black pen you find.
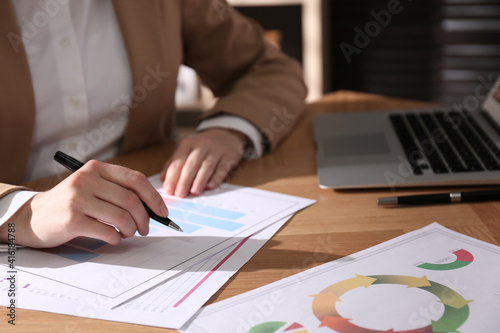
[377,189,500,206]
[54,151,182,232]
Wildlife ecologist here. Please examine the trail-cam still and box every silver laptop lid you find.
[483,75,500,124]
[314,75,500,189]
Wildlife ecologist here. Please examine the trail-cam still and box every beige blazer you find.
[0,0,306,197]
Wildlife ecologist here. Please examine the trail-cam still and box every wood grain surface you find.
[3,91,499,333]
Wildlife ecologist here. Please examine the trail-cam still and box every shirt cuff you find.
[0,190,38,226]
[197,115,264,160]
[0,191,38,251]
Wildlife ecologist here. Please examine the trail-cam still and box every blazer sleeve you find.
[180,0,307,152]
[0,184,30,199]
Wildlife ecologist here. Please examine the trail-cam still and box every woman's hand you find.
[0,160,168,248]
[161,128,247,197]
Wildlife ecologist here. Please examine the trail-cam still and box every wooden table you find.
[2,91,499,332]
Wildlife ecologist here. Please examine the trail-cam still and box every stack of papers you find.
[180,223,500,333]
[0,174,315,329]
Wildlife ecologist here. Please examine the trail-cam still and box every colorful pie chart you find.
[417,249,474,271]
[248,321,308,333]
[311,274,472,333]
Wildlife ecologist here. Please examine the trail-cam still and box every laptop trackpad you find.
[322,132,391,158]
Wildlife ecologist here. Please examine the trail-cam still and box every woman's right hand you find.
[0,160,168,248]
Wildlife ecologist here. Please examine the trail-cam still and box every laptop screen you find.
[483,75,500,125]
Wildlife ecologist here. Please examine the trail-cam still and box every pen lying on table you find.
[377,188,500,206]
[53,150,183,232]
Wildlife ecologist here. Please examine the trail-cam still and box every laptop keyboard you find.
[390,110,500,176]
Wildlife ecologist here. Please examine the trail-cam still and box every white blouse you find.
[0,0,263,233]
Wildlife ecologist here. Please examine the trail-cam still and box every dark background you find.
[235,0,500,106]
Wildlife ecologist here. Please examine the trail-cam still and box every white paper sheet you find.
[0,217,290,329]
[181,223,500,333]
[0,174,314,307]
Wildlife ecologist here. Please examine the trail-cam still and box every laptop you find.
[313,75,500,189]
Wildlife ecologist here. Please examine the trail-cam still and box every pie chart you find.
[417,249,474,270]
[248,321,308,333]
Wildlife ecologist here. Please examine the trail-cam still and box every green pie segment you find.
[418,249,474,271]
[248,322,287,333]
[248,322,307,333]
[431,305,470,333]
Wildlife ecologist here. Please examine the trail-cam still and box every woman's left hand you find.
[161,128,247,197]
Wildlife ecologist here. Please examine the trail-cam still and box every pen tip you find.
[170,221,183,232]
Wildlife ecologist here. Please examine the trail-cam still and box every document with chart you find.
[0,216,290,329]
[181,223,500,333]
[0,174,314,306]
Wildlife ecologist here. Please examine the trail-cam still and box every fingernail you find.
[164,185,173,195]
[207,181,217,189]
[176,189,188,198]
[174,186,185,197]
[191,185,202,196]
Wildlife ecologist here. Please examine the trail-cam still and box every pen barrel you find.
[461,189,500,203]
[397,193,451,205]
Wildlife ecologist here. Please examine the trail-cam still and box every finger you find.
[83,193,142,238]
[175,147,209,197]
[162,148,191,195]
[86,160,168,221]
[76,162,151,235]
[91,178,151,236]
[72,215,123,246]
[190,154,220,195]
[206,156,240,190]
[162,158,184,195]
[160,160,169,181]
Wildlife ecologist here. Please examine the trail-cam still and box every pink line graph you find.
[173,236,250,307]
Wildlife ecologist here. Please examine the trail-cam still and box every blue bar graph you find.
[169,201,245,220]
[149,219,202,234]
[168,208,245,232]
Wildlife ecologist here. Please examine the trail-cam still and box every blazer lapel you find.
[0,1,36,184]
[111,0,180,153]
[0,0,181,184]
